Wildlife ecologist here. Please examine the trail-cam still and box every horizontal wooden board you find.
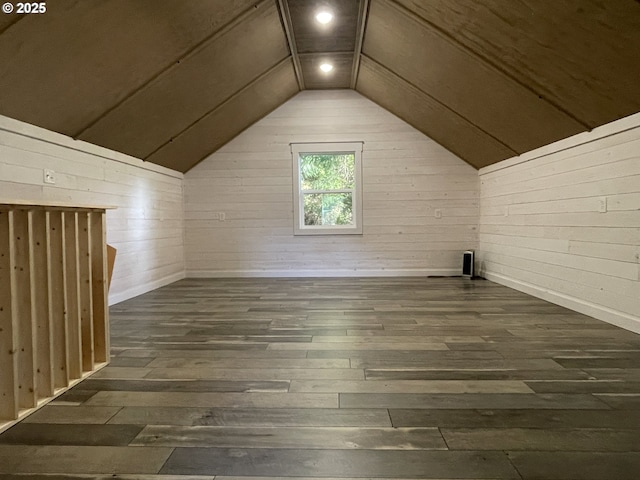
[394,0,640,127]
[363,0,586,154]
[5,276,640,477]
[0,117,185,306]
[478,258,639,318]
[78,1,289,160]
[183,89,479,276]
[356,56,515,168]
[146,59,299,172]
[0,445,173,475]
[0,0,257,136]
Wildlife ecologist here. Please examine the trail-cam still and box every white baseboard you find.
[108,270,186,305]
[483,271,640,334]
[187,268,461,278]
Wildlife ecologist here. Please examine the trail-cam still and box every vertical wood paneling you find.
[90,211,109,363]
[77,212,94,372]
[30,210,54,397]
[0,210,18,420]
[63,211,82,380]
[11,210,36,409]
[47,211,68,390]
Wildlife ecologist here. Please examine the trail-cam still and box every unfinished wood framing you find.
[0,202,112,428]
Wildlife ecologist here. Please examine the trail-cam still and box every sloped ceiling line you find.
[144,58,299,172]
[350,0,370,89]
[356,54,517,169]
[0,0,266,138]
[393,0,640,129]
[1,0,638,172]
[77,0,290,161]
[0,13,21,35]
[72,0,272,141]
[142,56,294,162]
[385,0,592,131]
[276,0,305,89]
[277,0,363,89]
[360,53,518,156]
[363,0,586,156]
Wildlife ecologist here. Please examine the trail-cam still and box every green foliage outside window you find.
[300,154,355,190]
[300,153,355,226]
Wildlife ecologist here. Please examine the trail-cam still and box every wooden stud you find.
[64,211,83,380]
[47,210,69,390]
[11,209,37,409]
[30,210,54,399]
[0,209,19,420]
[0,204,112,424]
[90,211,109,363]
[77,212,94,372]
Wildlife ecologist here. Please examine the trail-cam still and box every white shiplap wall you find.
[478,113,640,333]
[185,90,478,277]
[0,115,185,304]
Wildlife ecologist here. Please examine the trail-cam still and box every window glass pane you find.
[300,153,355,190]
[303,193,353,226]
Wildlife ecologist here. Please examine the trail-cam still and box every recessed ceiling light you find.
[319,63,334,73]
[315,10,333,24]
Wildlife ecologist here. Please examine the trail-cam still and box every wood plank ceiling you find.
[0,0,638,172]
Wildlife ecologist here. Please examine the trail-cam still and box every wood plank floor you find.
[1,277,640,479]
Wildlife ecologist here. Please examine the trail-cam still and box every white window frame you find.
[291,142,363,236]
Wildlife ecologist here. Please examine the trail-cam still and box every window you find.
[292,142,363,235]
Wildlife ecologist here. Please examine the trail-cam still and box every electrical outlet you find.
[44,169,56,184]
[598,197,607,213]
[219,212,226,221]
[434,209,442,219]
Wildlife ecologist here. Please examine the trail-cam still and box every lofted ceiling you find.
[0,0,638,172]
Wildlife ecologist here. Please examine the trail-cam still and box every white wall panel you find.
[0,115,185,305]
[184,90,478,277]
[478,113,640,333]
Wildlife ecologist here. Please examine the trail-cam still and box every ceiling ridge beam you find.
[70,0,275,140]
[359,53,518,157]
[384,0,591,131]
[298,51,355,58]
[143,56,295,162]
[350,0,370,90]
[276,0,305,90]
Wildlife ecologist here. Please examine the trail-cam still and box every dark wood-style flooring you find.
[0,277,639,479]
